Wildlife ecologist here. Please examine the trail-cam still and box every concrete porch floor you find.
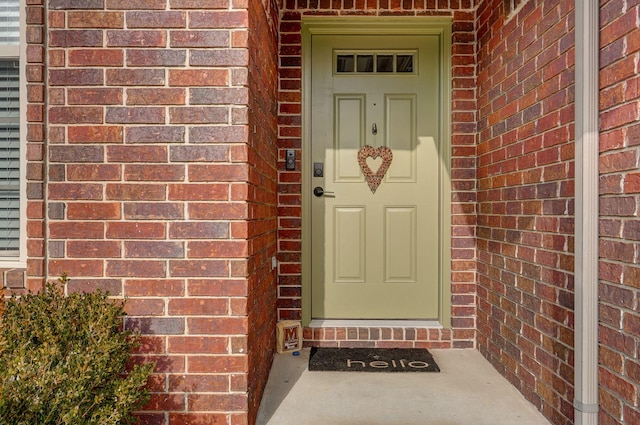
[256,348,550,425]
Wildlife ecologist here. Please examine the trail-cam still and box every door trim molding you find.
[301,17,452,327]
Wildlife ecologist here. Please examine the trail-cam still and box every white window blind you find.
[0,0,20,45]
[0,60,19,254]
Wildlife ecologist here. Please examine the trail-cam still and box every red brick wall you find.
[246,0,279,422]
[598,1,640,423]
[25,0,47,292]
[44,0,273,424]
[476,1,575,424]
[277,1,479,349]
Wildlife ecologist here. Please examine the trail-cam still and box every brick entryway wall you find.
[476,1,576,423]
[275,1,479,349]
[41,0,279,424]
[475,1,640,424]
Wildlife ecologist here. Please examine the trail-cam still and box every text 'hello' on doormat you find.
[308,347,440,372]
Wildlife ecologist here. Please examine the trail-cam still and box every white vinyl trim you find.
[574,1,599,424]
[0,45,19,57]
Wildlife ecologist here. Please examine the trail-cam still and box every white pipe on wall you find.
[574,1,599,424]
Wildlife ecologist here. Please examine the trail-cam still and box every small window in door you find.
[376,55,394,73]
[396,55,414,73]
[356,55,374,72]
[336,54,355,73]
[334,51,417,75]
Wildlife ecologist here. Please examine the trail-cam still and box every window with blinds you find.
[0,61,19,254]
[0,0,20,257]
[0,0,20,44]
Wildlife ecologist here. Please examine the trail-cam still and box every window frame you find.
[333,50,419,75]
[504,0,529,19]
[0,0,27,268]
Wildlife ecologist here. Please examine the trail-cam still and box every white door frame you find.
[301,17,453,327]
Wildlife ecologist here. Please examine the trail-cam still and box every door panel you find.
[385,95,416,181]
[335,95,366,181]
[334,207,366,283]
[384,206,417,283]
[311,34,441,320]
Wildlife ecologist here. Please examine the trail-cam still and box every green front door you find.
[310,33,443,320]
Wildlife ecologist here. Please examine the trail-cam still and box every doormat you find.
[308,347,440,372]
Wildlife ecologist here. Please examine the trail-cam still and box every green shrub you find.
[0,275,153,425]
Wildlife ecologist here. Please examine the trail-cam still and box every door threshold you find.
[309,319,443,328]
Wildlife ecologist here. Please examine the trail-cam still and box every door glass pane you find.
[376,55,394,73]
[336,55,354,73]
[396,55,414,73]
[356,55,374,73]
[0,0,20,44]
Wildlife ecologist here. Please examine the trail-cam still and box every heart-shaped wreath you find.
[357,145,393,194]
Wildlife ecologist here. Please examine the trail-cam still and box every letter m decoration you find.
[276,320,302,353]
